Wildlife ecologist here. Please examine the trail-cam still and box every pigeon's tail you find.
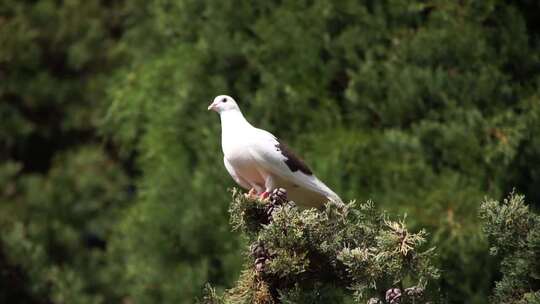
[308,177,344,207]
[324,189,344,206]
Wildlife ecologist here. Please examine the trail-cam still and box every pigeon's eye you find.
[221,98,227,103]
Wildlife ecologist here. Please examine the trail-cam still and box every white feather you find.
[209,95,342,208]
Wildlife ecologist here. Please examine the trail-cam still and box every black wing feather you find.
[275,140,313,175]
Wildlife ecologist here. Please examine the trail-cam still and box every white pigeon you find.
[208,95,342,208]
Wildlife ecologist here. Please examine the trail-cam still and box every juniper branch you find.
[203,189,439,304]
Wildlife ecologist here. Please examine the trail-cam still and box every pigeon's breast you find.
[223,140,256,168]
[223,137,265,184]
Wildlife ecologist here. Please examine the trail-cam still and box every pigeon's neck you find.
[219,109,252,134]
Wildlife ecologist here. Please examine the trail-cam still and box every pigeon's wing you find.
[224,157,251,190]
[248,128,342,205]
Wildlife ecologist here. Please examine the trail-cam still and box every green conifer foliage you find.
[0,0,133,302]
[2,0,540,303]
[203,189,439,303]
[105,1,540,302]
[480,193,540,303]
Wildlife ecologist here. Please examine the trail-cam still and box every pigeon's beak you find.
[207,103,215,111]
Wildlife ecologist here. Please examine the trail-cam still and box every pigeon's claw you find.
[260,191,270,200]
[244,188,259,199]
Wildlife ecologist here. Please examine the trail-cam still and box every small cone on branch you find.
[404,286,424,299]
[250,242,272,273]
[367,298,382,304]
[264,188,291,222]
[269,188,288,205]
[385,288,402,304]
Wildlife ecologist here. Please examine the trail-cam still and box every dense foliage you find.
[480,193,540,303]
[203,189,439,303]
[2,0,540,303]
[1,0,132,303]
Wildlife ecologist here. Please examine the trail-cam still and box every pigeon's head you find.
[208,95,240,113]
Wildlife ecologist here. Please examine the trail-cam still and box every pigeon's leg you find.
[244,188,259,199]
[260,175,276,200]
[244,184,264,199]
[240,174,262,199]
[250,183,264,195]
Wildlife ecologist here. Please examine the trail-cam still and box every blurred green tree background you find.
[1,0,539,303]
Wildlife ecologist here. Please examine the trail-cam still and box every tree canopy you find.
[1,0,540,303]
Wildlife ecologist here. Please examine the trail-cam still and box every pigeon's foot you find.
[244,188,259,199]
[260,191,270,200]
